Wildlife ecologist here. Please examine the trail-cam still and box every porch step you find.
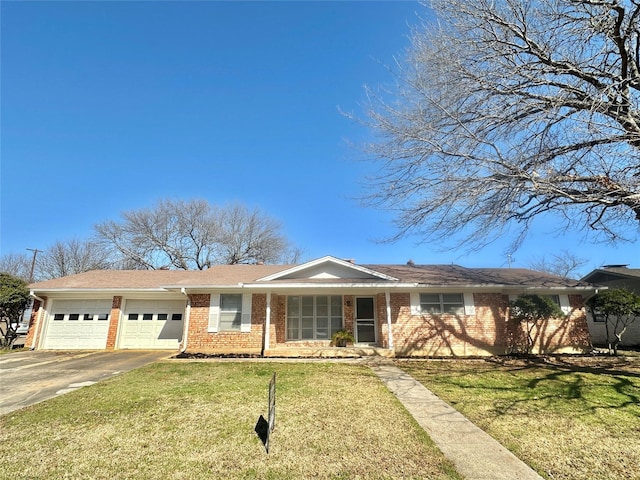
[264,346,394,358]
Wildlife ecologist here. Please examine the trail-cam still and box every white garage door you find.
[43,300,112,350]
[121,300,185,349]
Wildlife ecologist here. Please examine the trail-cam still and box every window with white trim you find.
[419,293,465,315]
[220,294,242,331]
[544,295,561,307]
[287,295,343,340]
[545,294,572,315]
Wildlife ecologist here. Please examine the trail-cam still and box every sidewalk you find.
[371,362,544,480]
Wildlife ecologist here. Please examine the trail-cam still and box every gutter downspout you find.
[385,290,393,351]
[179,288,191,353]
[29,292,45,351]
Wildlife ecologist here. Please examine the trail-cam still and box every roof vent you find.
[407,259,415,266]
[343,258,355,264]
[602,264,629,269]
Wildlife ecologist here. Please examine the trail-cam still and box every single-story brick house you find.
[581,265,640,347]
[25,256,596,356]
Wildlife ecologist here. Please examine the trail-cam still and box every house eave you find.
[31,288,171,294]
[31,284,596,294]
[162,284,244,291]
[242,281,417,289]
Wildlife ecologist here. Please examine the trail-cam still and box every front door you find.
[355,297,376,344]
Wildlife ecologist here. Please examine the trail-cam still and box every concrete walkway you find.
[371,362,544,480]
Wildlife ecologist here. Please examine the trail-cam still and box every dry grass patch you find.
[397,355,640,480]
[1,361,460,480]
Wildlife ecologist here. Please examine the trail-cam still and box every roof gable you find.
[257,256,398,282]
[582,268,640,284]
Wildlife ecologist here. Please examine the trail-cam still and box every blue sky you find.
[1,1,638,276]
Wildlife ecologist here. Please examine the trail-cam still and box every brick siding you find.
[106,296,122,350]
[388,292,590,356]
[24,297,45,349]
[185,293,263,354]
[31,290,591,356]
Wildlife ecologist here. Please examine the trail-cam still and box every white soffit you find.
[257,256,399,282]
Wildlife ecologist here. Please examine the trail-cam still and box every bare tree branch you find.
[94,199,297,269]
[37,239,113,280]
[527,249,589,278]
[359,0,640,252]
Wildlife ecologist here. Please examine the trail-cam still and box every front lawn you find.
[397,356,640,480]
[0,361,460,480]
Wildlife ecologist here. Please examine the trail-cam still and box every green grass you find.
[397,356,640,480]
[0,361,460,480]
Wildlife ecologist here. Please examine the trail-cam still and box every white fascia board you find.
[501,286,597,294]
[31,288,169,294]
[31,289,187,301]
[256,255,399,282]
[408,284,597,293]
[242,282,416,290]
[161,284,243,291]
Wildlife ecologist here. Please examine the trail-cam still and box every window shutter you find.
[208,294,220,332]
[410,293,421,315]
[559,295,571,316]
[241,294,252,332]
[463,292,476,315]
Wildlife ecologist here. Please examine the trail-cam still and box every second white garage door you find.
[120,300,185,349]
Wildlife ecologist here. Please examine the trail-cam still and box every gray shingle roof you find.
[365,264,590,287]
[29,265,291,290]
[582,267,640,284]
[29,262,591,291]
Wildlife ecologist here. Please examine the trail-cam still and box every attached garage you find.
[120,299,186,349]
[42,299,112,350]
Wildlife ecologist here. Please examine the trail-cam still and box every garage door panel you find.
[121,300,185,349]
[43,300,112,350]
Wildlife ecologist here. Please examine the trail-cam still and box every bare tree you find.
[96,199,219,270]
[37,239,113,280]
[0,253,32,282]
[95,199,298,269]
[361,0,640,252]
[528,249,588,278]
[216,204,299,265]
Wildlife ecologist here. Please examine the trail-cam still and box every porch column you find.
[264,291,272,354]
[386,290,393,350]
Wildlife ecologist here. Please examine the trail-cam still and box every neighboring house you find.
[25,256,595,357]
[581,265,640,347]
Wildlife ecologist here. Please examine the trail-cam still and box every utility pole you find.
[26,248,42,283]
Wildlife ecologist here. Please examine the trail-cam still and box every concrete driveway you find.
[0,350,170,415]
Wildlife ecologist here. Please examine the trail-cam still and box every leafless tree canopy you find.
[215,204,301,265]
[527,249,588,278]
[363,0,640,251]
[37,239,113,280]
[94,199,298,269]
[0,253,32,282]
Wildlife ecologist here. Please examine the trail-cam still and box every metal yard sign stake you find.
[254,372,276,453]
